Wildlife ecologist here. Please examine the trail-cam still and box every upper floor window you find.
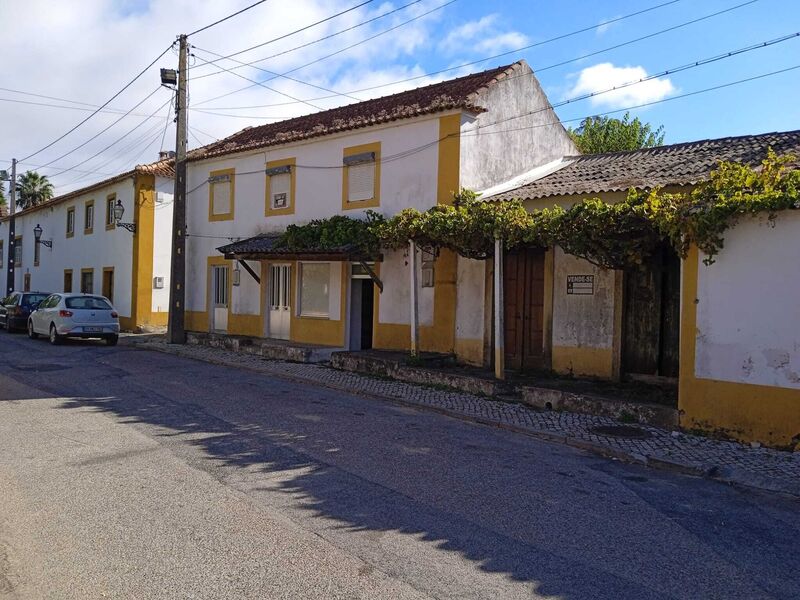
[84,200,94,234]
[265,159,295,216]
[66,207,75,237]
[14,237,22,266]
[342,142,380,210]
[106,194,116,229]
[208,168,235,221]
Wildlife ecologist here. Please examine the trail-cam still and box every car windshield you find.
[22,294,49,307]
[65,296,113,310]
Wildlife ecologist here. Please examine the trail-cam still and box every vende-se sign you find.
[567,275,594,295]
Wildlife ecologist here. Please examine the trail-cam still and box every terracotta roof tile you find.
[190,62,522,161]
[488,130,800,201]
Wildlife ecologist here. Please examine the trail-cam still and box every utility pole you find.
[167,34,188,344]
[5,159,17,296]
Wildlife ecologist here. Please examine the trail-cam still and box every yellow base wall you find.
[455,338,484,366]
[228,313,263,337]
[186,310,209,332]
[552,345,614,378]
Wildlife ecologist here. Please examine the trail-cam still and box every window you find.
[66,207,75,237]
[14,237,22,266]
[84,200,94,233]
[64,270,73,293]
[106,194,116,229]
[66,296,112,310]
[34,236,40,266]
[265,159,295,216]
[299,262,330,318]
[421,248,435,288]
[342,143,380,209]
[81,269,94,294]
[212,265,229,307]
[23,273,31,292]
[208,169,235,221]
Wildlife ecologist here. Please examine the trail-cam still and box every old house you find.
[0,159,174,331]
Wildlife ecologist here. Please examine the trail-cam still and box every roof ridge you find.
[572,129,800,161]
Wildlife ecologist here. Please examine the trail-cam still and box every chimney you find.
[159,150,176,161]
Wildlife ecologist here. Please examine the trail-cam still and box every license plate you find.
[84,327,102,333]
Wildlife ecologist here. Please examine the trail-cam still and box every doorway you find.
[349,265,374,351]
[503,248,545,370]
[102,268,114,303]
[268,264,291,340]
[211,264,229,332]
[622,244,680,378]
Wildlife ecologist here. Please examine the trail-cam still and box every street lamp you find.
[113,199,136,233]
[33,224,52,248]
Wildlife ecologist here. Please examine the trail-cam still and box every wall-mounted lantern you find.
[33,224,53,248]
[113,200,136,233]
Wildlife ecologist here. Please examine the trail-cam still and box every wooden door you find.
[102,269,114,303]
[622,244,680,377]
[504,248,545,370]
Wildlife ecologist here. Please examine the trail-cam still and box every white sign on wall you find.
[567,275,594,295]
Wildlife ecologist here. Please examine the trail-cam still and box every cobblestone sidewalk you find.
[123,336,800,497]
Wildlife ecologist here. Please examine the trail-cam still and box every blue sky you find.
[2,0,798,193]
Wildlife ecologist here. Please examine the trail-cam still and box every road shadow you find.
[49,349,800,599]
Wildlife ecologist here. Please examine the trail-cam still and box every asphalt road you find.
[0,331,798,599]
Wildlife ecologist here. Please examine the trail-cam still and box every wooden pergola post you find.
[409,239,419,356]
[494,238,505,380]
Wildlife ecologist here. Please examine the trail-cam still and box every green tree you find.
[568,112,665,154]
[0,170,7,210]
[15,170,54,209]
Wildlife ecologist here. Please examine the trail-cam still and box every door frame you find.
[208,260,230,333]
[503,247,547,371]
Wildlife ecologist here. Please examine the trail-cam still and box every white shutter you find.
[270,172,291,209]
[212,181,231,215]
[347,162,375,203]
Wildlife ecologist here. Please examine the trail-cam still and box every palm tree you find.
[15,171,54,209]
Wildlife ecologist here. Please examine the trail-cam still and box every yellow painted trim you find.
[80,267,94,294]
[552,345,614,378]
[84,199,94,235]
[289,261,346,347]
[186,310,209,332]
[678,245,800,447]
[208,167,235,222]
[455,338,484,366]
[105,193,116,231]
[66,206,75,238]
[131,174,156,329]
[149,312,169,327]
[63,269,73,293]
[341,141,381,210]
[265,157,296,217]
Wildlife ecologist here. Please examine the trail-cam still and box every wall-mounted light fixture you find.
[113,200,136,233]
[33,224,53,248]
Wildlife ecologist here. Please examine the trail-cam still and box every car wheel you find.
[49,324,62,345]
[105,335,119,347]
[28,320,39,339]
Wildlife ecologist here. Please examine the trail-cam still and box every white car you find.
[28,293,120,346]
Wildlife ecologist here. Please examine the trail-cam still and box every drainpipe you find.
[409,239,419,356]
[494,237,505,380]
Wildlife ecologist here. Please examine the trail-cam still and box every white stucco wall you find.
[377,249,434,327]
[459,61,578,192]
[151,177,174,313]
[185,115,443,324]
[455,257,485,341]
[0,178,136,317]
[694,212,800,389]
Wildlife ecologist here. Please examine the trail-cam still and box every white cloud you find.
[0,0,455,194]
[596,15,621,35]
[474,32,529,54]
[438,13,527,56]
[565,63,675,109]
[439,14,498,53]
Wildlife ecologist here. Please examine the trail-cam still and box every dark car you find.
[0,292,51,332]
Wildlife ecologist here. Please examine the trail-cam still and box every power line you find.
[187,0,271,37]
[19,43,174,163]
[160,98,175,153]
[0,96,167,120]
[189,0,419,82]
[191,45,363,102]
[189,0,377,72]
[198,0,756,111]
[193,0,458,107]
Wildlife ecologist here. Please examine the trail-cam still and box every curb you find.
[123,341,800,499]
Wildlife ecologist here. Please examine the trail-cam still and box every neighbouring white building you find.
[0,159,174,331]
[183,61,576,363]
